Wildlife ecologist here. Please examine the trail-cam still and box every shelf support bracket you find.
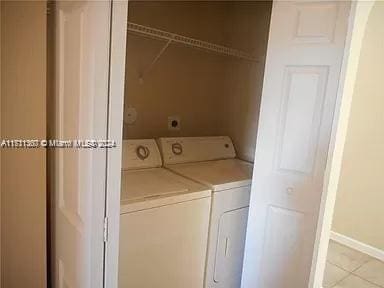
[139,38,173,83]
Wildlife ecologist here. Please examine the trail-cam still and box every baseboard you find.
[330,231,384,262]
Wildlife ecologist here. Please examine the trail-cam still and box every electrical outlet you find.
[125,106,137,125]
[168,116,181,131]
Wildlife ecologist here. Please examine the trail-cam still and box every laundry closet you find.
[118,2,272,288]
[50,0,352,287]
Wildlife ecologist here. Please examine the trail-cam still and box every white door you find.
[53,1,111,287]
[242,1,350,287]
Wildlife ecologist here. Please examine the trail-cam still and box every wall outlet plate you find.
[168,116,181,131]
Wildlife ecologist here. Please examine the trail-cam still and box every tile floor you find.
[323,240,384,288]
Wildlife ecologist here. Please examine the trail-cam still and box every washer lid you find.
[121,168,188,201]
[167,159,253,191]
[120,168,211,212]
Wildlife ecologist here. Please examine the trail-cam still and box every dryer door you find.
[214,207,249,287]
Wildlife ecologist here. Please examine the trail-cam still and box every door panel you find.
[293,2,339,44]
[278,66,329,175]
[259,206,306,288]
[242,2,350,287]
[54,1,111,288]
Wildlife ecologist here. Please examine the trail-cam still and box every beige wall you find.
[220,2,271,161]
[1,1,46,288]
[332,2,384,251]
[124,2,271,162]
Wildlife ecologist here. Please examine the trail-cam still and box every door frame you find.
[104,1,128,288]
[103,1,374,287]
[308,1,375,287]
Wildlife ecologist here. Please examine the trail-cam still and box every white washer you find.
[158,136,253,288]
[118,139,211,288]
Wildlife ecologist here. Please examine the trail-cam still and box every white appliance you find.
[157,136,253,288]
[118,139,212,288]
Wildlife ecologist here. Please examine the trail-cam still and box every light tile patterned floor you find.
[323,240,384,288]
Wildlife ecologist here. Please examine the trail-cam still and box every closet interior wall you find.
[123,1,272,162]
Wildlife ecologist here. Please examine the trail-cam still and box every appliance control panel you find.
[121,139,162,170]
[158,136,236,165]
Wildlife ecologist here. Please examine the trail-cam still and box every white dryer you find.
[157,136,253,288]
[118,139,211,288]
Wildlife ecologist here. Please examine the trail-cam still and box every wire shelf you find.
[127,22,258,62]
